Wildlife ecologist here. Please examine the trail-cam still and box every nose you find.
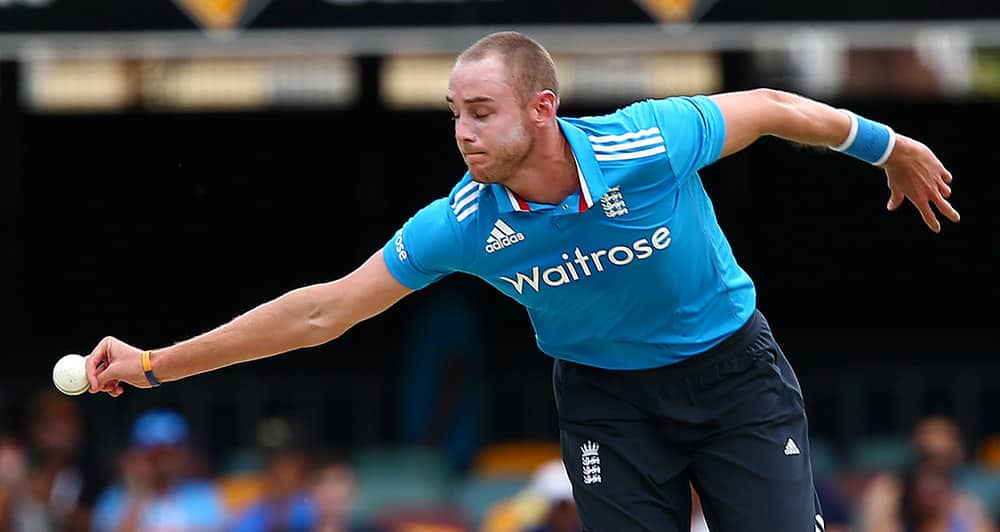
[455,116,476,145]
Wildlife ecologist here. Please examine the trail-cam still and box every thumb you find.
[887,188,904,211]
[87,337,113,393]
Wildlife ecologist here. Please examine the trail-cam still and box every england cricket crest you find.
[581,441,602,485]
[599,186,628,218]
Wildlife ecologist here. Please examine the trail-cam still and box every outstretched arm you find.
[86,250,413,396]
[710,88,959,233]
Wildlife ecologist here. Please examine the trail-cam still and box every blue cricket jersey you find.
[382,95,756,370]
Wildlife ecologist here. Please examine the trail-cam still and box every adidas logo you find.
[784,438,801,456]
[485,219,525,254]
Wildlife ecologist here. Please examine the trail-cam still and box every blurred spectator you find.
[398,287,485,471]
[216,416,299,517]
[914,416,968,473]
[898,463,995,532]
[858,415,997,532]
[972,435,1000,521]
[913,416,996,527]
[0,434,52,531]
[91,409,227,532]
[228,445,313,532]
[480,458,580,532]
[312,453,383,532]
[0,391,95,532]
[24,390,95,532]
[524,460,579,532]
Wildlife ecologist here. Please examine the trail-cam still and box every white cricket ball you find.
[52,354,89,396]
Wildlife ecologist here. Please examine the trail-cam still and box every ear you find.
[528,89,559,126]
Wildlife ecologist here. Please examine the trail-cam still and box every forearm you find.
[150,282,348,383]
[711,88,957,233]
[88,251,411,394]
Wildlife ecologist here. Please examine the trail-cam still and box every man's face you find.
[447,54,535,184]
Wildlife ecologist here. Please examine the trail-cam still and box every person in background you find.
[524,459,581,532]
[24,390,96,532]
[311,452,384,532]
[397,287,486,472]
[0,391,96,532]
[228,444,314,532]
[908,416,996,532]
[898,462,996,532]
[91,409,227,532]
[0,434,53,531]
[480,458,580,532]
[858,416,996,532]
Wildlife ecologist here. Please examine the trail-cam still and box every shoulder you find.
[388,174,484,278]
[573,96,724,179]
[569,96,718,129]
[563,99,663,140]
[398,173,484,236]
[444,173,488,226]
[564,102,669,171]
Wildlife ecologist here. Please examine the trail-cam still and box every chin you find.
[468,168,500,184]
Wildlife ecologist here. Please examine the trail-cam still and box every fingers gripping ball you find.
[52,354,89,396]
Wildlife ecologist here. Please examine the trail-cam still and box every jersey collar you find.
[491,117,609,215]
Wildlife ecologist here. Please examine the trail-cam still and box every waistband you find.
[578,309,764,379]
[648,309,763,375]
[555,310,766,381]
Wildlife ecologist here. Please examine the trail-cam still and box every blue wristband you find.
[830,110,896,166]
[141,350,161,387]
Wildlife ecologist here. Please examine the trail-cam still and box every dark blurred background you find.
[0,1,997,531]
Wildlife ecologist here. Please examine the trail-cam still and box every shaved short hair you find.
[457,31,559,105]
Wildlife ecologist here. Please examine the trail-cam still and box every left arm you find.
[710,88,959,233]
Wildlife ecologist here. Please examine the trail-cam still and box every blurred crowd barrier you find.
[3,22,998,113]
[2,386,1000,531]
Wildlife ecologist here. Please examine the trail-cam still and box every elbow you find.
[295,283,351,347]
[752,87,795,105]
[750,87,807,137]
[304,303,346,346]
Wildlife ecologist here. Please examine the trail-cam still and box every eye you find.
[472,111,491,120]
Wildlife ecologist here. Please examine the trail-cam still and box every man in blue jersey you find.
[85,32,959,531]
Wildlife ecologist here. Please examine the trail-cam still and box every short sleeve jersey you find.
[382,95,755,370]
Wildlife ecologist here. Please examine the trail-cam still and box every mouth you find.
[464,152,488,164]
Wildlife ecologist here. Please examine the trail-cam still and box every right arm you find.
[87,250,413,396]
[709,89,958,233]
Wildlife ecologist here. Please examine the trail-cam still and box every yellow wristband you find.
[141,350,161,387]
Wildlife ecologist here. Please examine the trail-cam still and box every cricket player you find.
[87,31,958,531]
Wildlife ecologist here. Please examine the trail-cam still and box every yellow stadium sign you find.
[174,0,271,31]
[634,0,707,22]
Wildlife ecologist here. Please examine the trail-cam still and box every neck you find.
[504,121,578,205]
